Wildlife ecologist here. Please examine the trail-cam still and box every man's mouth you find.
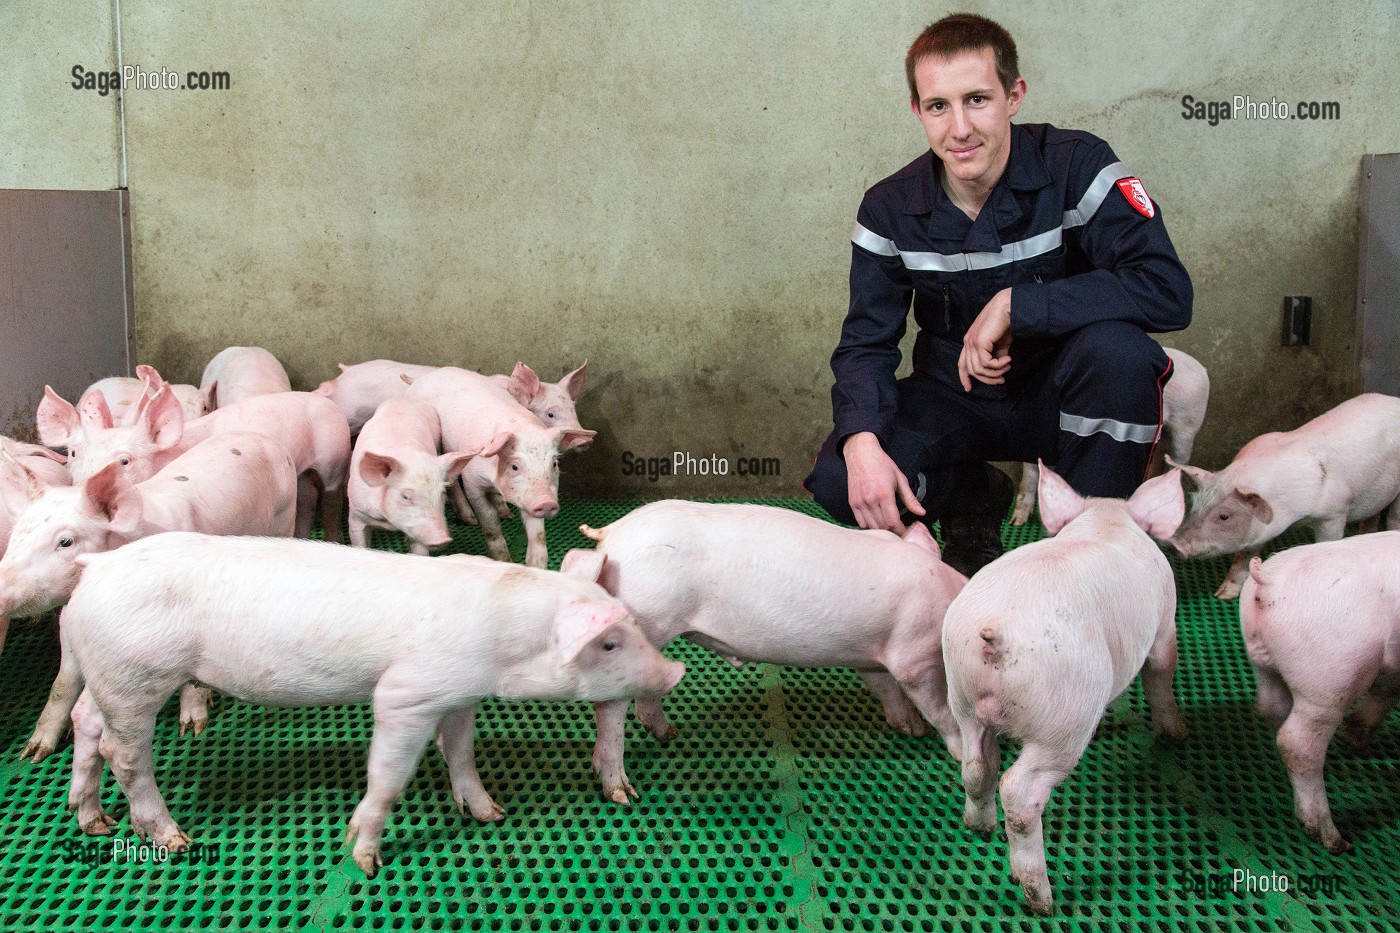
[947,143,981,160]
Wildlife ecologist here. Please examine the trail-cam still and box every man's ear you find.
[1005,75,1028,116]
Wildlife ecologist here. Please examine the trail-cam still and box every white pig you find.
[0,440,71,658]
[1012,347,1210,525]
[315,360,438,434]
[60,533,686,876]
[407,367,593,568]
[1167,393,1400,599]
[943,463,1188,915]
[200,346,293,410]
[348,398,479,554]
[488,361,588,433]
[127,365,206,422]
[1238,532,1400,853]
[0,431,299,758]
[561,500,967,804]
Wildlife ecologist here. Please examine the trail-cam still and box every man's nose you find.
[949,105,972,137]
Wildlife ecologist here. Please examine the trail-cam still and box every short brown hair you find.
[905,13,1020,101]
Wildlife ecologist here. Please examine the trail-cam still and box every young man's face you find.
[909,47,1026,194]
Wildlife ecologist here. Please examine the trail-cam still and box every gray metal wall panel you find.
[1358,154,1400,396]
[0,189,134,443]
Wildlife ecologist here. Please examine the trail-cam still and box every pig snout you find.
[527,497,560,519]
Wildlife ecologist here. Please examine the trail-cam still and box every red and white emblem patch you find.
[1116,177,1155,218]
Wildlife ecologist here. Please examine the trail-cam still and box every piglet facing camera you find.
[1238,532,1400,854]
[942,464,1187,915]
[60,534,683,878]
[562,500,968,805]
[1165,393,1400,599]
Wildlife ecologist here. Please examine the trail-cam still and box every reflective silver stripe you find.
[854,159,1128,271]
[1063,161,1129,228]
[1059,411,1159,444]
[852,222,900,256]
[914,471,927,501]
[900,226,1063,273]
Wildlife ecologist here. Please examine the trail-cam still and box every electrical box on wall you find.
[1282,296,1311,346]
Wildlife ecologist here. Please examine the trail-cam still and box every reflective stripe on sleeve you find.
[1063,161,1129,228]
[1059,411,1159,444]
[852,222,901,256]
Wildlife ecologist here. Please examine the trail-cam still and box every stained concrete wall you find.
[4,2,1398,497]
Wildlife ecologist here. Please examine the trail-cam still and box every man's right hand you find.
[842,432,926,534]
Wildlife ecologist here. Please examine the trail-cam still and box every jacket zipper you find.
[942,285,951,331]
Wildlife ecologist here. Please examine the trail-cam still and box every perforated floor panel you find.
[0,499,1395,930]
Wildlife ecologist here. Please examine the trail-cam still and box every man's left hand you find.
[959,288,1014,391]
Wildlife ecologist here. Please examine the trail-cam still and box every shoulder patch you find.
[1115,177,1155,218]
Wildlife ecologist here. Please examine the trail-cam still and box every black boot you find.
[940,463,1013,578]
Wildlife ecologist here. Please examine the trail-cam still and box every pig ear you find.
[337,363,350,374]
[78,390,114,431]
[1234,486,1275,525]
[134,364,161,390]
[200,381,218,412]
[479,431,513,459]
[559,360,587,400]
[560,548,607,584]
[121,386,152,427]
[900,522,941,560]
[357,451,402,488]
[437,450,477,482]
[37,387,80,447]
[0,448,45,503]
[556,600,630,665]
[139,386,185,451]
[556,428,596,454]
[1127,468,1186,540]
[1164,455,1213,492]
[1036,461,1086,535]
[312,379,335,397]
[83,461,143,535]
[506,363,540,406]
[399,373,415,385]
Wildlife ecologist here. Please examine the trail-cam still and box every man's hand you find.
[959,287,1014,391]
[842,432,926,533]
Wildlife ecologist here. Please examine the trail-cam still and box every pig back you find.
[593,501,956,666]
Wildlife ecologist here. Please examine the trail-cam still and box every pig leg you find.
[1000,742,1079,916]
[449,478,477,525]
[68,689,116,835]
[348,513,371,549]
[1384,495,1400,531]
[295,474,317,538]
[1341,674,1400,749]
[1010,462,1037,526]
[1251,663,1294,725]
[885,660,964,759]
[958,719,1002,837]
[464,485,512,562]
[436,704,504,822]
[1275,700,1352,853]
[99,702,192,851]
[487,487,512,521]
[345,695,442,877]
[178,683,212,737]
[1140,621,1187,739]
[319,477,345,545]
[23,639,85,761]
[592,699,638,805]
[858,671,929,737]
[632,697,677,741]
[1216,550,1258,600]
[521,512,549,569]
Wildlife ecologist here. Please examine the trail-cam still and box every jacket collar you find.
[904,123,1052,217]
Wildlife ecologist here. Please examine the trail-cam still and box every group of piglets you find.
[0,347,681,878]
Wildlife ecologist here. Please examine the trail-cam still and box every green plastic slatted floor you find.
[0,499,1395,930]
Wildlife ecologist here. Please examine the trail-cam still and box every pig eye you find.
[58,537,74,549]
[545,410,557,421]
[1216,512,1231,522]
[401,491,413,502]
[118,456,131,466]
[601,640,617,652]
[510,462,520,472]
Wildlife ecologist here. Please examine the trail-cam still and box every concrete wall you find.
[4,1,1397,497]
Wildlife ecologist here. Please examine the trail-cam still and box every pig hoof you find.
[1155,717,1188,741]
[179,716,208,737]
[889,715,931,738]
[20,735,57,762]
[81,813,117,836]
[1325,836,1353,855]
[604,781,639,806]
[1214,579,1243,600]
[651,724,679,742]
[158,830,192,853]
[456,794,506,823]
[354,848,384,879]
[1022,886,1054,916]
[1009,507,1031,527]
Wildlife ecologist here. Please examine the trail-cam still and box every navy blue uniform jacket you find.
[829,123,1193,446]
